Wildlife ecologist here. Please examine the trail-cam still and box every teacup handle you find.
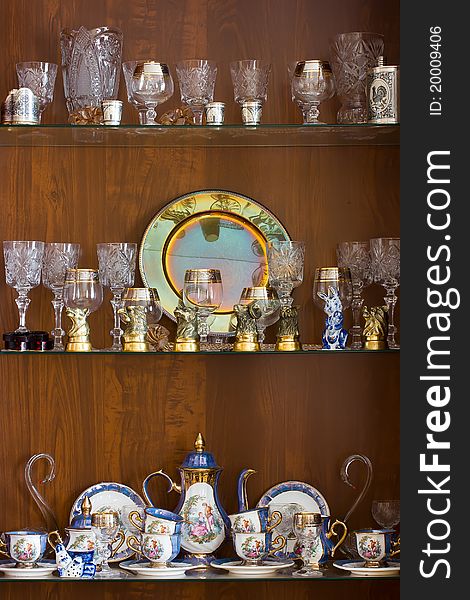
[128,510,145,532]
[326,519,348,557]
[267,510,282,533]
[110,530,125,558]
[47,530,63,549]
[268,534,286,556]
[126,535,143,557]
[390,535,400,557]
[0,539,10,558]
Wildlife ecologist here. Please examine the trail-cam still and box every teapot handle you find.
[142,469,181,507]
[326,519,348,557]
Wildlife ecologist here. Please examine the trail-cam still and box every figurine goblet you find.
[336,241,372,349]
[369,237,400,349]
[122,61,148,124]
[42,243,81,351]
[291,60,335,124]
[16,62,58,122]
[183,269,223,343]
[97,243,137,351]
[63,269,103,352]
[131,61,174,125]
[293,513,324,577]
[267,241,305,307]
[3,241,45,333]
[230,60,271,124]
[176,59,217,125]
[119,287,162,352]
[91,511,124,577]
[238,286,280,344]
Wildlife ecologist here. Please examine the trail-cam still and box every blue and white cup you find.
[127,532,181,567]
[129,507,184,535]
[0,530,48,567]
[229,507,282,533]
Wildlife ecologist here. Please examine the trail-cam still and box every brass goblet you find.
[119,287,162,352]
[238,286,280,345]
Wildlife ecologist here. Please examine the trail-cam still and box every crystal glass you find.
[131,61,174,125]
[63,269,103,351]
[336,241,372,349]
[183,268,223,343]
[329,32,384,123]
[60,26,123,122]
[91,511,120,577]
[292,514,324,577]
[43,243,81,351]
[370,237,400,349]
[122,61,148,124]
[230,60,271,121]
[372,500,400,530]
[16,62,58,122]
[3,241,45,333]
[97,243,137,351]
[238,286,280,343]
[267,241,305,307]
[176,60,217,125]
[291,60,335,124]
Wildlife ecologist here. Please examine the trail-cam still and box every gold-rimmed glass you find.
[291,60,335,124]
[238,286,280,343]
[63,269,103,351]
[292,512,323,577]
[91,511,120,576]
[131,61,174,125]
[183,269,223,343]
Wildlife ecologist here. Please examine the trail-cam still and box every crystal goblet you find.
[292,513,324,577]
[313,267,353,349]
[122,61,148,124]
[176,59,217,125]
[97,243,137,351]
[336,241,372,349]
[16,62,58,122]
[238,286,280,344]
[372,500,400,530]
[131,61,174,125]
[63,269,103,352]
[3,241,45,333]
[91,511,124,577]
[183,268,223,343]
[370,237,400,349]
[291,60,335,124]
[267,241,305,307]
[230,60,271,123]
[43,243,81,351]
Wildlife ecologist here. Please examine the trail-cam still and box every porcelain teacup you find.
[48,528,96,563]
[355,529,398,567]
[127,532,181,567]
[229,507,282,533]
[0,530,48,568]
[232,531,286,565]
[129,507,184,535]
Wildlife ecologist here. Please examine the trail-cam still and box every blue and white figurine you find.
[317,286,348,350]
[53,542,96,578]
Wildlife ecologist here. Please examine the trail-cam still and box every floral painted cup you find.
[0,530,48,567]
[232,531,286,565]
[127,532,181,567]
[48,528,95,563]
[129,507,184,535]
[355,529,396,567]
[229,507,282,533]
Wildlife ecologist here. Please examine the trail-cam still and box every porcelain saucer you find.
[0,561,56,578]
[333,560,400,577]
[119,560,199,578]
[210,558,294,576]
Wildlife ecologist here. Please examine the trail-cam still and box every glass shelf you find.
[0,348,399,356]
[0,123,399,148]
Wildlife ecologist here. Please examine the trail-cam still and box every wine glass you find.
[91,511,123,577]
[16,62,58,122]
[183,269,223,343]
[42,243,81,351]
[291,60,335,124]
[63,268,103,352]
[370,237,400,349]
[131,61,174,125]
[3,241,45,333]
[176,59,217,125]
[292,512,323,577]
[122,61,148,124]
[336,241,372,349]
[267,241,305,307]
[238,286,280,344]
[372,500,400,530]
[97,243,137,351]
[230,60,271,122]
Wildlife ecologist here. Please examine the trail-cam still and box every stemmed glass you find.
[238,286,280,344]
[131,61,174,125]
[3,241,45,333]
[16,62,58,122]
[370,237,400,349]
[91,511,124,577]
[42,243,81,351]
[372,500,400,530]
[336,241,373,349]
[292,513,323,577]
[230,60,271,121]
[176,60,217,125]
[266,241,305,307]
[122,61,148,124]
[291,60,335,124]
[97,243,137,351]
[183,269,223,343]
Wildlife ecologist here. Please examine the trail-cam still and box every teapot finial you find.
[195,433,205,452]
[81,495,92,516]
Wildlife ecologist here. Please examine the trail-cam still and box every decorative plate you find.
[119,559,200,578]
[69,482,146,563]
[333,559,400,577]
[256,480,330,558]
[139,189,290,333]
[210,558,294,576]
[0,559,56,578]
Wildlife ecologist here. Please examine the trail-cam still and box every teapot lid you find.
[180,433,220,469]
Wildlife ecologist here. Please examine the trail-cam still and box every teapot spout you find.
[237,468,256,512]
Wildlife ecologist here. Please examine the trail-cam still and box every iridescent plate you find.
[139,190,290,333]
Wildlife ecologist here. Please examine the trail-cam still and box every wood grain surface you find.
[0,0,399,598]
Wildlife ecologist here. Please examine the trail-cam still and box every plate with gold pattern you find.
[139,190,290,333]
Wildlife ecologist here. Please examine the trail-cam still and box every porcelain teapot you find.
[142,433,254,566]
